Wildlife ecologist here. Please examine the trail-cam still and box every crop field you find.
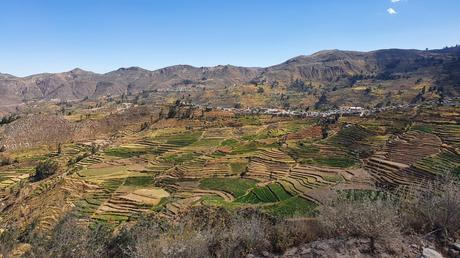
[1,104,458,234]
[199,178,258,198]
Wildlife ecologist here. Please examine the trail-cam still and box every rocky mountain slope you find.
[261,47,459,93]
[1,46,459,108]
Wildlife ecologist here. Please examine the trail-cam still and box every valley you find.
[1,95,458,245]
[0,47,459,257]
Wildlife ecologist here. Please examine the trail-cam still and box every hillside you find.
[1,47,459,111]
[0,65,261,104]
[0,100,459,257]
[1,47,460,257]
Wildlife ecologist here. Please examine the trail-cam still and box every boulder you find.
[420,248,443,258]
[451,243,460,251]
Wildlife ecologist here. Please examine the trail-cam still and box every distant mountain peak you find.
[0,46,458,108]
[311,49,341,56]
[67,68,92,75]
[116,66,145,72]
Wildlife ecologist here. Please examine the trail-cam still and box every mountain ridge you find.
[1,46,459,109]
[4,46,459,78]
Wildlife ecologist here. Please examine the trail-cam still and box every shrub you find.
[91,143,98,154]
[25,215,112,258]
[140,122,149,131]
[32,160,59,181]
[0,155,12,166]
[317,193,401,253]
[123,207,317,258]
[271,219,321,252]
[0,114,19,125]
[400,177,460,239]
[127,208,272,258]
[67,153,90,165]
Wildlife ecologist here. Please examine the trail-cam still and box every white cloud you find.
[387,8,397,15]
[390,0,401,3]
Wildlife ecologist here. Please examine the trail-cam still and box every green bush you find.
[32,160,59,181]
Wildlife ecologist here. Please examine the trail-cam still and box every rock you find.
[420,248,444,258]
[313,241,329,251]
[284,247,298,256]
[12,243,32,257]
[451,243,460,251]
[448,248,459,257]
[299,247,312,254]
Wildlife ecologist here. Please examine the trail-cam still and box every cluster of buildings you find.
[215,106,371,117]
[184,97,460,119]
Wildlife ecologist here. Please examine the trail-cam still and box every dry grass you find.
[8,206,319,258]
[317,176,460,252]
[317,193,401,253]
[122,207,323,258]
[400,177,460,239]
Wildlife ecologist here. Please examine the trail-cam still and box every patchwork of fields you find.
[1,105,459,234]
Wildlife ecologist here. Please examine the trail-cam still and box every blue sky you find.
[1,0,459,76]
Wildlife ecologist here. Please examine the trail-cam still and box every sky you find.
[1,0,459,77]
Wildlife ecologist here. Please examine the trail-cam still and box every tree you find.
[289,79,310,92]
[32,160,59,181]
[314,93,329,110]
[0,114,19,125]
[91,143,98,155]
[0,155,11,166]
[57,143,62,156]
[140,122,150,131]
[167,99,183,118]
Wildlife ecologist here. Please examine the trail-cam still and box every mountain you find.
[0,65,261,105]
[1,46,459,108]
[259,47,459,92]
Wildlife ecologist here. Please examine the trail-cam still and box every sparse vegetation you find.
[12,207,321,258]
[318,192,401,253]
[400,177,460,239]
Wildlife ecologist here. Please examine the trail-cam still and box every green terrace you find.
[198,177,317,217]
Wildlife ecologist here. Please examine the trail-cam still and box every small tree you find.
[32,160,59,181]
[140,122,150,131]
[57,143,62,156]
[0,155,11,166]
[314,93,329,110]
[91,143,98,155]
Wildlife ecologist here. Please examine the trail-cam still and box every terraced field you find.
[1,104,458,235]
[365,123,459,190]
[0,167,33,189]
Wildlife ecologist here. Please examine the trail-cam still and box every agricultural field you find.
[0,102,459,239]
